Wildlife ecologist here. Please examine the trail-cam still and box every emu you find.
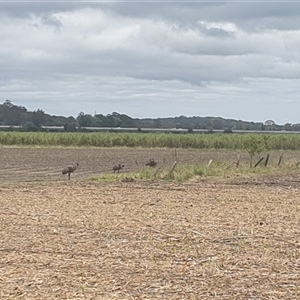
[145,159,157,168]
[113,164,125,173]
[62,162,79,180]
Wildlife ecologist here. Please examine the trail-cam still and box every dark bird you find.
[62,162,79,180]
[113,164,125,173]
[145,159,157,168]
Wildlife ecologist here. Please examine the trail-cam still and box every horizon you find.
[2,99,288,126]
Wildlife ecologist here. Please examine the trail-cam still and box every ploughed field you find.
[0,147,248,182]
[1,147,300,299]
[0,147,299,182]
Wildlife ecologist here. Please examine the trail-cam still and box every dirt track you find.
[1,147,300,299]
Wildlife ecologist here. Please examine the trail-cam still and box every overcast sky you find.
[1,1,300,124]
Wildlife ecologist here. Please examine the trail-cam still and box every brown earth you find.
[0,147,298,183]
[0,147,247,182]
[1,147,300,299]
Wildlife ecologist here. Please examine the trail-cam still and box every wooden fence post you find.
[264,154,270,167]
[207,159,213,168]
[170,161,178,174]
[254,157,264,167]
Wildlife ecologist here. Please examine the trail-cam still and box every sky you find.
[1,1,300,125]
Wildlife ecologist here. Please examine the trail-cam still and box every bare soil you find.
[1,147,300,299]
[0,147,247,182]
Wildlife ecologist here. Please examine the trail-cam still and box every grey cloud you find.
[1,2,300,123]
[40,15,62,30]
[0,1,81,17]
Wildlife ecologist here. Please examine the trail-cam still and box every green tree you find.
[243,135,265,167]
[21,121,39,132]
[31,109,45,128]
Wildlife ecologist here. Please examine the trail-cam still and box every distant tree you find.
[212,118,224,129]
[94,114,107,126]
[77,112,103,127]
[154,119,162,128]
[31,109,45,128]
[1,101,26,125]
[223,128,233,133]
[77,112,92,127]
[264,120,275,130]
[106,112,122,127]
[283,123,293,131]
[3,99,13,108]
[118,114,137,127]
[64,122,77,132]
[21,121,39,132]
[104,112,136,127]
[292,123,300,131]
[243,135,266,167]
[0,100,290,132]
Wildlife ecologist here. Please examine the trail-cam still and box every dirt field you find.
[1,148,300,299]
[0,147,247,182]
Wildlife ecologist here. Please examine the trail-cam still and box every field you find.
[0,147,251,182]
[1,147,300,299]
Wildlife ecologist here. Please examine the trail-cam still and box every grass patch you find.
[89,168,157,182]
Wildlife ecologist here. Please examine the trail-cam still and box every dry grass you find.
[1,178,300,299]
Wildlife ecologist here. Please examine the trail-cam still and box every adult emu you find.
[62,162,79,180]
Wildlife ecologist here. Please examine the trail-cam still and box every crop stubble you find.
[0,148,300,299]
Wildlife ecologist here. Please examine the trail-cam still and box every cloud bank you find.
[0,1,300,124]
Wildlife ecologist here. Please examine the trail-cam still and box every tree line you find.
[0,99,298,132]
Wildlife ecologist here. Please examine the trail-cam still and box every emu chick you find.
[113,164,125,173]
[145,159,157,168]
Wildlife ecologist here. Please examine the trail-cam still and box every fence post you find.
[254,157,264,167]
[264,153,270,167]
[207,159,213,168]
